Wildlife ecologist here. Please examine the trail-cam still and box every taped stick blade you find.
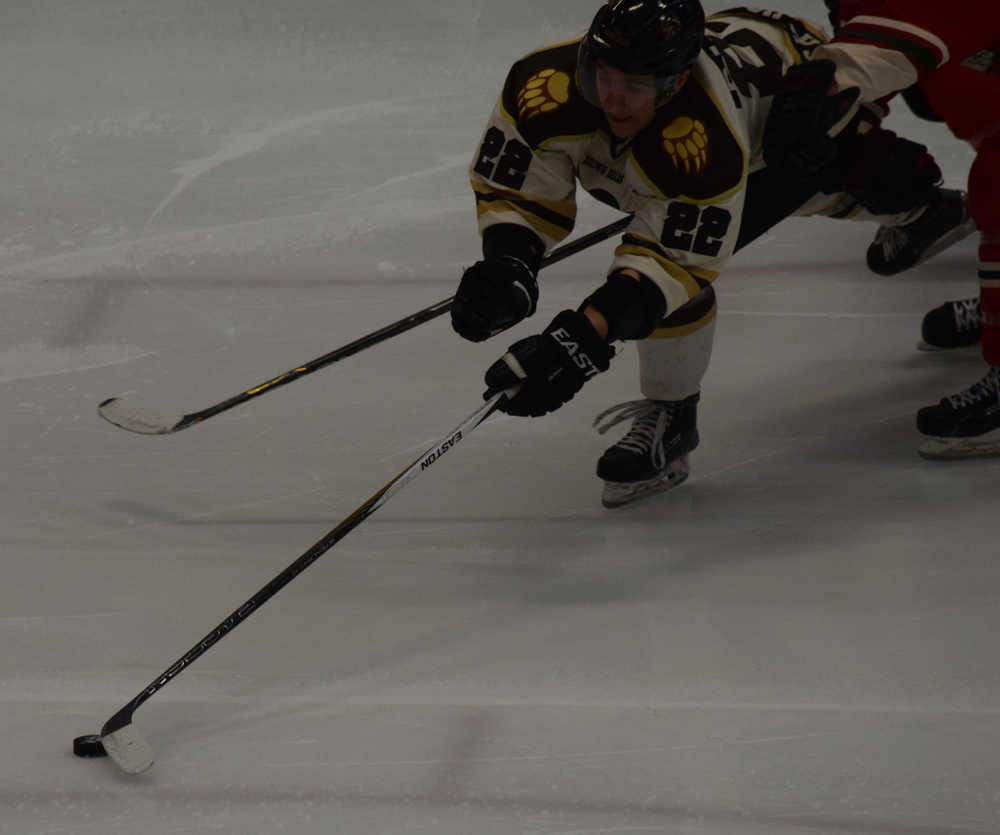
[102,723,155,774]
[98,397,185,435]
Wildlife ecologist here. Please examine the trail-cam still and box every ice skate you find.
[918,296,981,351]
[594,394,699,508]
[866,189,975,276]
[917,366,1000,459]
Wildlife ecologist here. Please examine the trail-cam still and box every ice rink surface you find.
[2,2,997,833]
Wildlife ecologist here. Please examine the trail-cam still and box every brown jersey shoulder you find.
[500,39,605,148]
[629,76,745,202]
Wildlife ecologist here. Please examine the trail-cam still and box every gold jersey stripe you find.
[471,181,576,228]
[648,303,717,339]
[475,199,573,244]
[614,241,705,298]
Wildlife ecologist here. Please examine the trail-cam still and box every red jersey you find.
[834,1,998,77]
[818,0,1000,142]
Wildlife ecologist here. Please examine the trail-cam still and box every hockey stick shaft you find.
[98,391,506,771]
[99,215,631,434]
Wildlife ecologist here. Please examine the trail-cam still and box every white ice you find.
[1,2,996,834]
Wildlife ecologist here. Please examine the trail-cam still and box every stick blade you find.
[102,723,155,774]
[98,397,185,435]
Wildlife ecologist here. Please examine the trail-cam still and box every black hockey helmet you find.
[577,0,705,107]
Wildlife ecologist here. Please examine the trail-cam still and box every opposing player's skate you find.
[866,189,975,276]
[594,394,699,508]
[919,296,981,351]
[917,365,1000,459]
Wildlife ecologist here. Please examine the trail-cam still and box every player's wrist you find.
[482,224,544,275]
[581,305,610,340]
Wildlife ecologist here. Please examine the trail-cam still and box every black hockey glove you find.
[451,255,539,342]
[901,84,944,123]
[484,309,613,417]
[763,60,860,181]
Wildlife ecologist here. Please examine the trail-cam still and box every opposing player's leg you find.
[918,134,1000,458]
[790,123,973,276]
[595,288,715,507]
[797,183,973,277]
[841,127,972,275]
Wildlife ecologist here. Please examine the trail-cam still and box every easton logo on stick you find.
[421,430,463,469]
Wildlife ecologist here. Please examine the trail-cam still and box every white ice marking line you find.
[144,96,467,227]
[250,152,469,215]
[253,733,829,770]
[360,153,470,196]
[0,344,152,384]
[0,192,464,283]
[529,829,677,835]
[0,612,124,624]
[0,97,480,283]
[72,482,333,546]
[18,813,137,835]
[697,407,919,480]
[698,449,790,481]
[331,696,1000,717]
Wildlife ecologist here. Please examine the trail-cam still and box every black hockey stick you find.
[98,215,632,435]
[74,390,508,773]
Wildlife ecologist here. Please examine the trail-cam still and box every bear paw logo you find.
[662,117,708,174]
[517,69,572,119]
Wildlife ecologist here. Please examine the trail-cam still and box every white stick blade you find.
[98,398,183,435]
[102,724,155,774]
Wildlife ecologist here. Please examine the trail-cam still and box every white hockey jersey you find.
[470,7,828,315]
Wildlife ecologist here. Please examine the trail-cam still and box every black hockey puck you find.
[73,734,108,758]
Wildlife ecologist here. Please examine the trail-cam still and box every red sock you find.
[969,136,1000,366]
[980,233,1000,366]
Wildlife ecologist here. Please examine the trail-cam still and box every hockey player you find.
[770,0,1000,458]
[819,0,982,355]
[452,0,971,507]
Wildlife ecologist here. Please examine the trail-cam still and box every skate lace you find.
[593,400,672,469]
[952,298,981,333]
[872,224,907,259]
[946,367,1000,408]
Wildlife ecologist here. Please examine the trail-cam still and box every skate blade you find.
[916,340,980,353]
[601,456,690,508]
[916,216,977,267]
[870,217,977,276]
[919,429,1000,460]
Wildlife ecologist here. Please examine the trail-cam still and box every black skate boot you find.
[594,394,699,508]
[919,296,981,351]
[917,365,1000,459]
[866,188,975,276]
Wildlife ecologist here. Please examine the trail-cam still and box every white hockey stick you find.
[77,391,507,774]
[98,216,631,435]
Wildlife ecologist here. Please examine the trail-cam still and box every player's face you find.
[595,62,659,138]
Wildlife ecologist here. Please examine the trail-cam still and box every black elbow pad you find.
[581,270,667,341]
